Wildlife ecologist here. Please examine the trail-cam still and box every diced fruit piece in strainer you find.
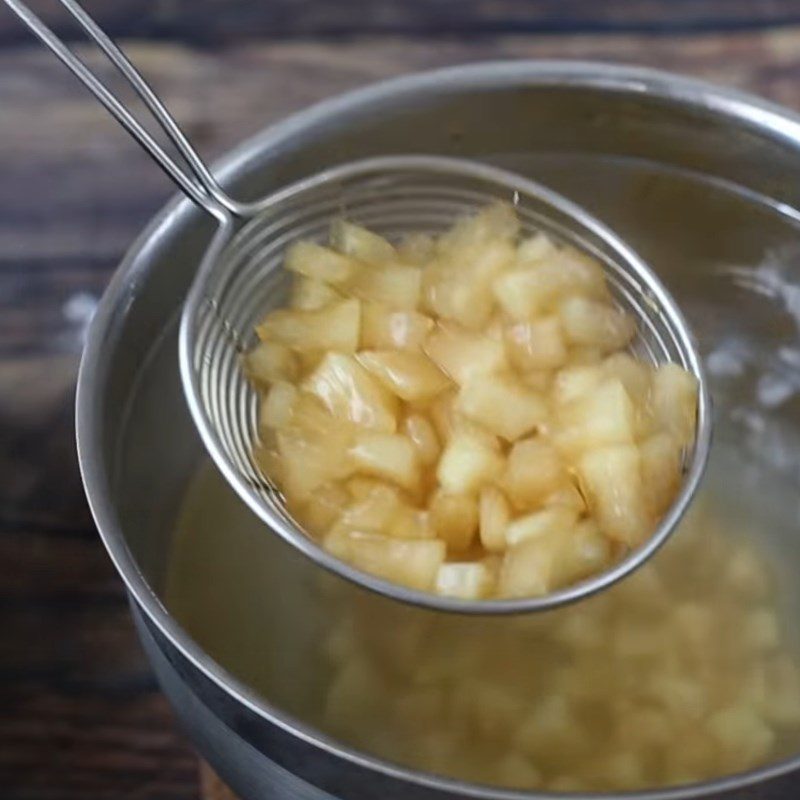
[304,352,398,432]
[248,204,700,601]
[257,297,361,353]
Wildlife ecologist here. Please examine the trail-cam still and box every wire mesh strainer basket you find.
[181,156,711,613]
[7,0,711,613]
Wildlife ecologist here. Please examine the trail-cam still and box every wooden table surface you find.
[4,3,800,798]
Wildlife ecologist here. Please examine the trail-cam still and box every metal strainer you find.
[9,0,711,613]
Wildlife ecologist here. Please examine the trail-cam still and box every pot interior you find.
[102,67,800,796]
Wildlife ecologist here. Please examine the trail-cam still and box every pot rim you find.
[77,59,800,799]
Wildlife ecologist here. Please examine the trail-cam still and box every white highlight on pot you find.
[712,246,800,483]
[707,341,747,379]
[63,291,98,345]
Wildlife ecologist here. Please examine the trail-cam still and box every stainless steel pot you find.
[77,61,800,799]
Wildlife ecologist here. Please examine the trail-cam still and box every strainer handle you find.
[3,0,242,221]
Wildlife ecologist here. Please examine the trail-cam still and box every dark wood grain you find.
[4,0,800,46]
[200,764,238,800]
[5,20,800,800]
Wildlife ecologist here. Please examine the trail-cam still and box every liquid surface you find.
[165,152,800,792]
[166,464,800,792]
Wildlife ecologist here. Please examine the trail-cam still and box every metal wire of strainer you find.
[9,0,711,613]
